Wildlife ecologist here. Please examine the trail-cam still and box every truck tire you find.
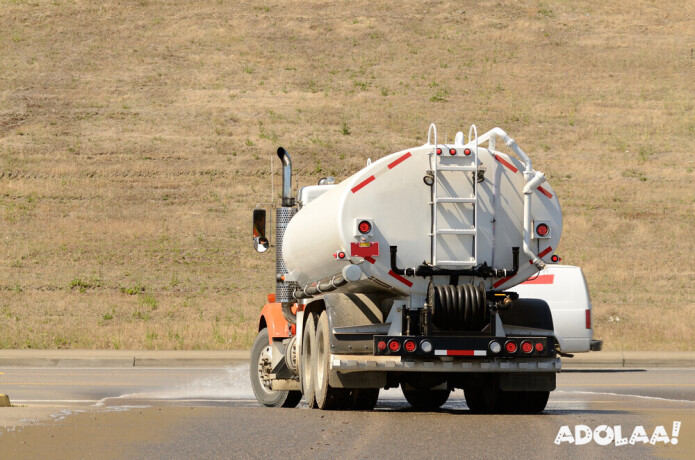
[349,389,380,411]
[464,382,497,414]
[464,384,549,414]
[301,311,318,408]
[313,311,350,410]
[516,391,550,413]
[250,328,302,408]
[402,388,451,411]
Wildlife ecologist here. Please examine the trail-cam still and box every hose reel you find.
[428,282,488,331]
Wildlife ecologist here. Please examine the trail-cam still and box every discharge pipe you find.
[478,127,547,270]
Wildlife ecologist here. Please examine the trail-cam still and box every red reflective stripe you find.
[538,246,553,258]
[529,246,553,264]
[494,154,518,173]
[388,270,413,287]
[351,175,375,194]
[447,350,475,356]
[586,309,591,329]
[364,256,376,264]
[388,152,412,169]
[493,276,513,288]
[522,274,555,285]
[537,186,553,199]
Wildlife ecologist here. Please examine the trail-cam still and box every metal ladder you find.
[428,124,479,266]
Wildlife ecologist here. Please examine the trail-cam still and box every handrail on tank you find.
[468,124,478,157]
[427,123,437,147]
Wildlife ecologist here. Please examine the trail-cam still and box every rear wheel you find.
[249,328,301,408]
[464,383,549,414]
[516,391,550,413]
[313,311,350,410]
[402,387,451,411]
[301,311,318,408]
[349,389,380,411]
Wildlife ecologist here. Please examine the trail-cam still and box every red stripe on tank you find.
[388,270,413,287]
[351,175,376,194]
[494,154,518,173]
[387,152,412,169]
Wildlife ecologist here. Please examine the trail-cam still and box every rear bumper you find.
[330,354,561,373]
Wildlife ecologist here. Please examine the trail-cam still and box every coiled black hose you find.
[429,283,488,331]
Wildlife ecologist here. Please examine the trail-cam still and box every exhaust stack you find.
[277,147,294,207]
[275,148,297,320]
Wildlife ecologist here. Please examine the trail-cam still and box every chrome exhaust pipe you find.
[277,147,294,207]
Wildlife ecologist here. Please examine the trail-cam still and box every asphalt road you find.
[1,366,693,459]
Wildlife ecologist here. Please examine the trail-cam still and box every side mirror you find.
[252,209,269,253]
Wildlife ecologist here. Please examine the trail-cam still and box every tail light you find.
[536,223,550,237]
[449,148,456,155]
[489,340,501,354]
[377,340,387,351]
[463,148,471,156]
[404,340,416,352]
[535,342,544,352]
[388,340,401,352]
[505,341,517,353]
[521,341,533,353]
[358,220,372,234]
[420,340,433,353]
[586,309,591,329]
[436,148,442,155]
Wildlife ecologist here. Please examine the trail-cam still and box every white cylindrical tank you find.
[282,129,562,298]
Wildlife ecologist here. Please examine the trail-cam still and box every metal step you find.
[433,197,476,204]
[434,228,476,235]
[436,260,477,266]
[436,165,477,172]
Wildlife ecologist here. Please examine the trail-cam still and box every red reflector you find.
[521,341,533,353]
[377,341,387,351]
[536,223,549,237]
[505,341,517,353]
[338,251,346,259]
[463,148,471,156]
[358,220,372,234]
[551,255,560,263]
[388,340,401,352]
[449,148,456,155]
[586,309,591,329]
[535,342,544,352]
[436,148,442,155]
[404,340,416,352]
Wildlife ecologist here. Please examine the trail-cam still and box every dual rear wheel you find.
[302,310,380,411]
[464,383,549,414]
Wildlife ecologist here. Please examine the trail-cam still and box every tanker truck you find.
[249,124,600,413]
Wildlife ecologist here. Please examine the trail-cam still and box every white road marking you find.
[555,390,695,404]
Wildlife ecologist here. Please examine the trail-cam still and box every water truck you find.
[249,124,600,412]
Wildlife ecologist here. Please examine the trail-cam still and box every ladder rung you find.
[435,228,476,235]
[436,166,477,172]
[434,197,476,204]
[436,260,477,266]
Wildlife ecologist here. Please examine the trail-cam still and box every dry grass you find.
[1,0,693,350]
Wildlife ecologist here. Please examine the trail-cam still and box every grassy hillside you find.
[1,0,693,350]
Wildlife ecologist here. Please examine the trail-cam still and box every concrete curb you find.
[561,351,695,368]
[1,350,694,368]
[0,350,250,367]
